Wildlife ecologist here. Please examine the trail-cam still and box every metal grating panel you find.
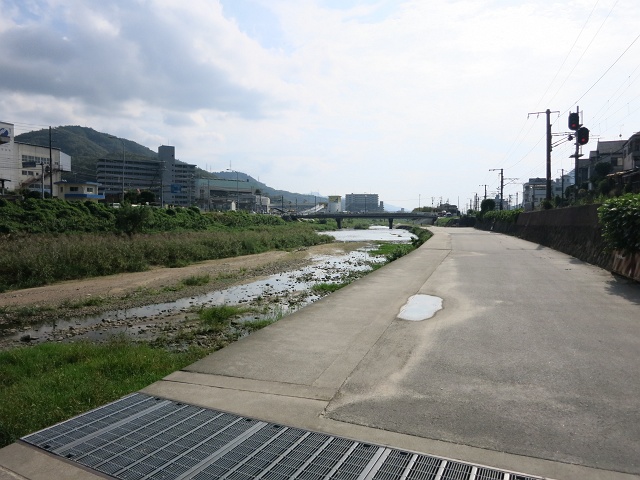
[22,393,546,480]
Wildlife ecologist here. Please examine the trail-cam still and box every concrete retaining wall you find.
[475,205,639,281]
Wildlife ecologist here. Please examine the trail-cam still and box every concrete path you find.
[1,228,638,480]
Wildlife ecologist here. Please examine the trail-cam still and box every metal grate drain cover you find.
[22,393,546,480]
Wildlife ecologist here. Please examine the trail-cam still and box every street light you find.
[108,135,125,202]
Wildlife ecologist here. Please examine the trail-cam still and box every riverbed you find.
[0,227,416,349]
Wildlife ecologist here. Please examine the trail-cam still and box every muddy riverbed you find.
[0,227,416,350]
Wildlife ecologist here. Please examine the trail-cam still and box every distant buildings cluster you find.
[521,131,640,210]
[0,121,270,210]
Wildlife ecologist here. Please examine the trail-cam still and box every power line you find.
[572,31,640,108]
[549,0,619,107]
[538,0,601,107]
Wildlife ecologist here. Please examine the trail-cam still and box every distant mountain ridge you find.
[15,126,327,206]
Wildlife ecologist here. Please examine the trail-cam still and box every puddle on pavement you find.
[397,294,443,321]
[3,248,386,346]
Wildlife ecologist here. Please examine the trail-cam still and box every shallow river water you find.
[4,227,415,346]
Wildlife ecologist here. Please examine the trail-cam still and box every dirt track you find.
[0,242,365,319]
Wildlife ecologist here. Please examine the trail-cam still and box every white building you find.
[522,178,548,211]
[0,121,71,197]
[327,195,342,213]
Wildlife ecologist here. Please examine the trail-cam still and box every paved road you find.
[325,228,640,475]
[1,227,638,480]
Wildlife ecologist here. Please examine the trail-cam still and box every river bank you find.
[0,225,427,351]
[0,242,375,350]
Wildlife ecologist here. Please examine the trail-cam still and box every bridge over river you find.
[292,211,438,228]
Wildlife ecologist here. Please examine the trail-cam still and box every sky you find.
[1,0,639,211]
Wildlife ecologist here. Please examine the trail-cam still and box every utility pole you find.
[489,169,504,210]
[546,109,552,201]
[570,106,584,192]
[49,127,53,198]
[528,109,559,202]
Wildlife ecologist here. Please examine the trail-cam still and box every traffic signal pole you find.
[573,106,581,188]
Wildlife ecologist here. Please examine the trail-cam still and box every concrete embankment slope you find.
[1,228,638,480]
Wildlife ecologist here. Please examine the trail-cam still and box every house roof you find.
[596,140,626,154]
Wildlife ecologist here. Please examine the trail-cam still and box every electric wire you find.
[548,0,619,107]
[536,0,600,108]
[571,31,640,109]
[588,63,640,124]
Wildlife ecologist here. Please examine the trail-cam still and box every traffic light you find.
[577,126,589,145]
[568,112,580,130]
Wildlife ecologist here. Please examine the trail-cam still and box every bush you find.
[482,209,522,223]
[598,194,640,253]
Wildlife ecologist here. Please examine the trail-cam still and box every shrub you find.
[482,209,522,223]
[598,194,640,253]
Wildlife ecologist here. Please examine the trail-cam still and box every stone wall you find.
[475,205,639,280]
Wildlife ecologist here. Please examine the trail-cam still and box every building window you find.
[22,170,28,175]
[87,187,94,193]
[70,187,79,192]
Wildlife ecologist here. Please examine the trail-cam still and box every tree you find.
[480,198,495,213]
[592,161,613,181]
[114,205,152,237]
[139,190,156,204]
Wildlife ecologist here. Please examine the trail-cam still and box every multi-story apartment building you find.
[345,193,382,212]
[96,145,196,206]
[522,177,548,211]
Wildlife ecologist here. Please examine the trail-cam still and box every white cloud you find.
[1,0,639,209]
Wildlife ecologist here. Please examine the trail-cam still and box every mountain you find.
[15,126,158,181]
[15,126,327,205]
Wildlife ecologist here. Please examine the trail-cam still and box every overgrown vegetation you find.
[0,198,287,235]
[0,203,334,291]
[311,282,349,294]
[597,193,640,253]
[481,208,523,223]
[0,337,208,448]
[434,216,457,226]
[368,227,432,262]
[0,206,436,448]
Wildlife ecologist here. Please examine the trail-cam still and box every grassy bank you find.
[0,337,208,448]
[0,224,334,291]
[0,227,434,448]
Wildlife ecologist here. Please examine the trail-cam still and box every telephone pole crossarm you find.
[489,168,505,210]
[528,109,559,201]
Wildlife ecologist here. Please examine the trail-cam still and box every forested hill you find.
[15,126,327,206]
[15,126,157,181]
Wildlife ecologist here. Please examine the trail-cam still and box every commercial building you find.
[96,145,196,206]
[55,181,105,202]
[345,193,382,212]
[0,121,71,197]
[195,176,270,212]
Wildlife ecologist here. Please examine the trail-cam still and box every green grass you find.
[59,296,107,309]
[435,216,458,226]
[182,274,211,287]
[197,305,252,327]
[311,282,349,294]
[0,224,334,291]
[370,242,414,261]
[0,337,208,448]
